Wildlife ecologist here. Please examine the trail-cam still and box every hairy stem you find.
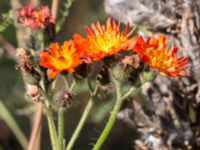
[92,78,122,150]
[58,108,65,150]
[93,71,156,150]
[39,76,58,150]
[66,98,94,150]
[46,103,58,150]
[66,83,99,150]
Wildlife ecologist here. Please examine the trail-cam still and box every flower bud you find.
[54,89,73,109]
[112,53,141,82]
[111,63,129,82]
[16,48,40,85]
[26,84,43,102]
[120,54,144,84]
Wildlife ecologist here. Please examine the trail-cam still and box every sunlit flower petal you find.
[74,18,136,63]
[39,40,83,79]
[133,35,190,78]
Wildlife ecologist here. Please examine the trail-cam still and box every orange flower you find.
[74,18,136,63]
[39,40,83,79]
[133,35,190,78]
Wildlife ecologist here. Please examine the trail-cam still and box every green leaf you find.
[0,10,13,33]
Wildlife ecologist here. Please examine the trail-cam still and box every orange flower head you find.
[74,17,136,63]
[39,40,83,79]
[133,35,190,78]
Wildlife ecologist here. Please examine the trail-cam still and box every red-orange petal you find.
[133,35,190,78]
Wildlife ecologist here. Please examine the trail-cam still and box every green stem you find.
[92,71,157,150]
[66,82,99,150]
[121,83,140,101]
[114,79,122,99]
[122,71,157,101]
[39,80,58,150]
[63,75,69,89]
[93,98,123,150]
[66,98,94,150]
[92,79,122,150]
[39,87,58,150]
[69,79,76,92]
[46,105,58,150]
[58,108,65,150]
[0,101,28,150]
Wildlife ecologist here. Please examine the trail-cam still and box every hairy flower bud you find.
[26,84,43,102]
[54,89,73,108]
[16,48,40,85]
[112,53,141,82]
[112,63,130,82]
[120,53,144,83]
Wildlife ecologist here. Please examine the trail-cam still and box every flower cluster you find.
[39,18,190,79]
[17,5,55,30]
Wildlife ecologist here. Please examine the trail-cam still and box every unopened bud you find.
[112,63,130,82]
[26,84,43,102]
[16,48,32,71]
[112,53,142,82]
[16,48,40,85]
[54,89,73,108]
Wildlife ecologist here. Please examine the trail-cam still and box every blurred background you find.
[0,0,136,149]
